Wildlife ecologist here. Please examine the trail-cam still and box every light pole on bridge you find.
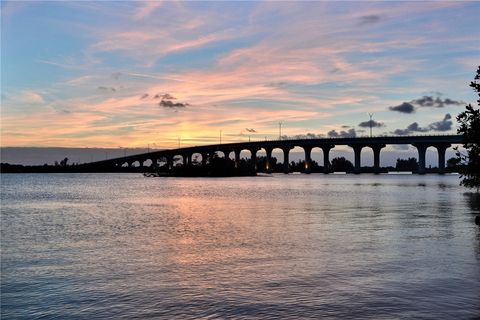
[368,113,374,138]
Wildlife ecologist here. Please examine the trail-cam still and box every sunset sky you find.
[1,1,479,150]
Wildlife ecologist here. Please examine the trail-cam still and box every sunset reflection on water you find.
[1,173,479,319]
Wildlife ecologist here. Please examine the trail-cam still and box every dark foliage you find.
[330,157,354,172]
[395,157,419,171]
[456,66,480,190]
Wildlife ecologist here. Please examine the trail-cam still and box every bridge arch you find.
[330,146,354,173]
[413,142,451,174]
[143,159,153,167]
[231,148,255,170]
[310,147,325,167]
[132,160,143,167]
[191,152,203,166]
[173,154,184,167]
[426,146,439,171]
[213,150,227,158]
[269,147,291,173]
[360,147,374,168]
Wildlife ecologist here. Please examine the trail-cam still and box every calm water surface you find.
[1,173,479,319]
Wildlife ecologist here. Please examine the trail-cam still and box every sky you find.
[1,1,479,152]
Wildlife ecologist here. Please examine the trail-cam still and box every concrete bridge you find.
[83,135,464,174]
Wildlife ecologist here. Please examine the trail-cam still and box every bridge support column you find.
[370,144,386,174]
[303,146,312,174]
[127,161,133,168]
[201,153,207,166]
[435,144,450,174]
[166,156,173,170]
[322,145,334,174]
[250,149,258,171]
[413,144,428,174]
[151,158,157,168]
[221,149,231,160]
[282,147,292,174]
[234,149,241,168]
[349,145,364,174]
[265,148,273,173]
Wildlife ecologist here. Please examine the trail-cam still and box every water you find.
[1,173,479,319]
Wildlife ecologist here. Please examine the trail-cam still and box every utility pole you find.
[220,130,222,144]
[147,144,150,153]
[368,113,373,138]
[279,122,283,140]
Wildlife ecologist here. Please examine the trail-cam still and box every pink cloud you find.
[133,1,163,20]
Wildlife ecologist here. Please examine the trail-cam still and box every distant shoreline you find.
[0,163,459,176]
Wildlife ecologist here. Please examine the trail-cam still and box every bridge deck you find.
[85,134,463,166]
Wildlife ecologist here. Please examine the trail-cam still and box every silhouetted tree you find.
[60,157,69,167]
[447,157,461,168]
[395,157,419,171]
[330,157,354,172]
[456,66,480,191]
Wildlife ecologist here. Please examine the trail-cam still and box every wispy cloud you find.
[133,1,163,20]
[22,91,45,104]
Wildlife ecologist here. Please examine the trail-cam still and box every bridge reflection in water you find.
[84,135,464,174]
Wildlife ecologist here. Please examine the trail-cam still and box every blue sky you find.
[1,1,479,150]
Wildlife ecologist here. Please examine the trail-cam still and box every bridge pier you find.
[220,149,231,160]
[413,144,428,174]
[265,148,273,173]
[250,148,258,171]
[322,145,334,174]
[167,155,173,170]
[234,149,241,168]
[282,147,293,174]
[303,146,312,174]
[150,158,157,168]
[182,154,189,167]
[349,145,364,174]
[201,153,207,166]
[436,144,450,174]
[370,144,386,174]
